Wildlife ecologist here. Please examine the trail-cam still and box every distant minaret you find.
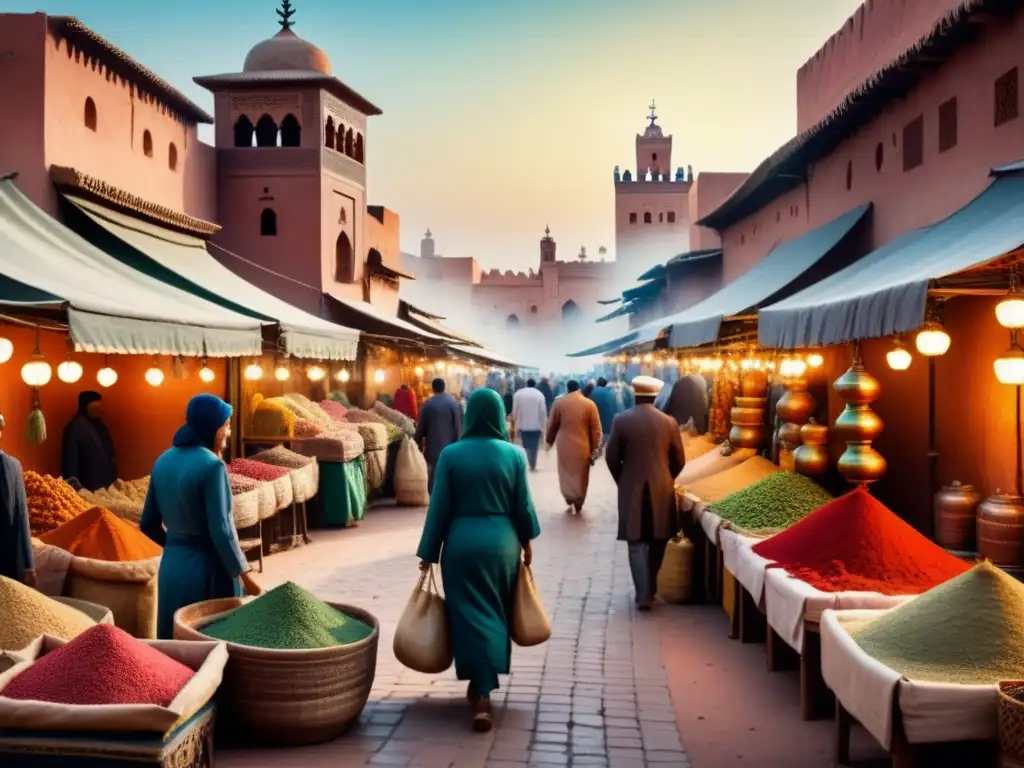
[540,225,556,265]
[420,228,435,258]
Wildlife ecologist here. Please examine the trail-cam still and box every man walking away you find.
[590,377,620,452]
[545,380,601,514]
[414,378,463,494]
[511,378,547,470]
[538,377,555,415]
[605,376,685,611]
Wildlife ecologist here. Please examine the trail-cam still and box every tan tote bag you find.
[511,563,551,647]
[393,567,452,673]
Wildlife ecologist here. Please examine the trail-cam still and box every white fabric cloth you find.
[820,609,998,750]
[725,532,775,605]
[763,568,912,653]
[511,387,547,432]
[693,502,724,545]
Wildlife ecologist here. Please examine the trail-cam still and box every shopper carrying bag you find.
[511,562,551,647]
[393,566,452,674]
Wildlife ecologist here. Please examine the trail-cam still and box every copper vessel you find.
[778,422,803,448]
[776,380,816,424]
[740,370,769,398]
[730,407,765,427]
[729,423,765,449]
[836,444,887,485]
[832,360,881,404]
[734,396,768,408]
[977,491,1024,567]
[834,405,885,443]
[795,419,829,476]
[933,482,982,552]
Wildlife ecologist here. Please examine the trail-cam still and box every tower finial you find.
[648,98,657,126]
[544,224,550,237]
[277,0,296,31]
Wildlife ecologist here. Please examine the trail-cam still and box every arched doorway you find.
[233,115,254,147]
[506,314,520,329]
[280,113,301,147]
[335,232,353,282]
[255,114,278,147]
[324,116,335,148]
[561,300,582,324]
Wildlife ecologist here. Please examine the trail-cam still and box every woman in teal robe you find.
[417,388,541,732]
[141,394,254,639]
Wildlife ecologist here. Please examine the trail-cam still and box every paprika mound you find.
[227,458,291,482]
[753,487,969,595]
[1,624,193,706]
[202,581,373,650]
[40,506,162,562]
[848,562,1024,684]
[0,576,95,650]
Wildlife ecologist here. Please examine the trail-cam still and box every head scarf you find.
[78,391,102,415]
[461,388,507,441]
[173,394,233,449]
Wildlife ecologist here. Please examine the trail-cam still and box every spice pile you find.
[848,562,1024,684]
[40,506,162,562]
[754,488,970,595]
[372,401,415,437]
[687,457,781,504]
[251,397,296,438]
[79,477,149,526]
[320,399,347,421]
[201,581,372,650]
[677,445,754,486]
[25,471,90,535]
[1,624,193,706]
[250,445,314,470]
[345,409,404,444]
[0,576,95,650]
[228,458,291,483]
[710,472,832,533]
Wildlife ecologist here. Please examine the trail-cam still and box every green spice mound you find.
[709,472,833,534]
[849,562,1024,684]
[202,582,373,650]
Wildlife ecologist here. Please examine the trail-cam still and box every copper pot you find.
[833,361,881,405]
[800,419,828,446]
[740,370,769,398]
[977,491,1024,566]
[794,443,829,477]
[729,423,765,449]
[734,396,767,408]
[836,444,887,485]
[778,422,803,448]
[730,407,765,427]
[834,405,884,443]
[777,382,816,424]
[933,481,982,552]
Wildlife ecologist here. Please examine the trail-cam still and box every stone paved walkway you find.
[220,448,690,767]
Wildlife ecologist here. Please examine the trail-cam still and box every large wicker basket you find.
[657,535,694,604]
[999,681,1024,768]
[173,596,379,746]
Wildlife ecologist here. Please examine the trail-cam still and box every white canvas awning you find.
[67,196,359,360]
[0,177,262,356]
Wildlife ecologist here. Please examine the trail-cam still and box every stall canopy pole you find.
[927,356,938,540]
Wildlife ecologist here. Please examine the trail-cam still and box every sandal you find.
[472,696,492,733]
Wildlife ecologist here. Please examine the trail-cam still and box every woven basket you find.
[270,475,294,511]
[288,461,319,504]
[999,681,1024,767]
[231,489,261,529]
[657,536,694,604]
[173,597,379,746]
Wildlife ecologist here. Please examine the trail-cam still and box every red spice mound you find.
[1,624,194,706]
[228,458,290,482]
[752,487,970,595]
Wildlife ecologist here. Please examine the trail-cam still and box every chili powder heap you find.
[40,506,162,562]
[752,487,969,595]
[1,624,194,706]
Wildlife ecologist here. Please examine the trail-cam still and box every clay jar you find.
[977,491,1024,567]
[933,481,982,552]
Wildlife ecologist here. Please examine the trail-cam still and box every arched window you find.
[324,116,335,149]
[335,232,354,282]
[335,124,345,152]
[142,130,153,157]
[260,208,277,237]
[168,143,178,172]
[84,97,97,131]
[344,128,354,157]
[506,314,520,329]
[562,300,582,324]
[255,114,278,147]
[629,213,637,224]
[354,133,364,163]
[530,305,538,314]
[643,212,652,224]
[280,113,301,147]
[233,115,254,147]
[338,208,347,225]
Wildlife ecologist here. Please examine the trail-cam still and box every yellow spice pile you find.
[0,575,96,650]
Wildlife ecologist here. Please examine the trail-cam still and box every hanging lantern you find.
[199,359,215,383]
[96,357,118,388]
[995,338,1024,385]
[886,339,912,371]
[244,363,263,381]
[0,336,13,364]
[414,365,424,377]
[57,359,83,384]
[274,363,290,382]
[996,273,1024,328]
[779,358,808,379]
[337,369,350,383]
[806,352,824,369]
[915,322,951,357]
[373,368,385,383]
[307,365,326,382]
[144,358,164,387]
[20,328,51,388]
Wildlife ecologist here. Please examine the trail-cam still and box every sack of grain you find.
[394,439,429,506]
[676,445,756,486]
[250,447,320,504]
[365,448,386,491]
[64,556,161,639]
[372,401,415,437]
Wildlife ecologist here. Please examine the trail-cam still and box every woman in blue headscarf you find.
[141,394,259,639]
[416,388,541,733]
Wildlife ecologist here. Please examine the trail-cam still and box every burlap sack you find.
[511,564,551,647]
[29,539,72,597]
[65,555,160,639]
[395,439,429,507]
[393,568,452,673]
[0,634,227,734]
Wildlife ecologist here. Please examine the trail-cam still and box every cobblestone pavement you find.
[220,448,690,767]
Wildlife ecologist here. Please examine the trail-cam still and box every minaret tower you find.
[540,225,557,267]
[636,100,673,181]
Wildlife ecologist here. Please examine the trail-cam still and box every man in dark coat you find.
[537,377,555,414]
[605,376,686,611]
[0,413,35,587]
[414,378,463,494]
[62,391,117,492]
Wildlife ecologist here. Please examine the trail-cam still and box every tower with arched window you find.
[195,0,383,312]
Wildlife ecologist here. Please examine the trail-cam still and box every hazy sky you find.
[13,0,863,270]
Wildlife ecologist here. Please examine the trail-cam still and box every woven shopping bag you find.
[511,564,551,647]
[393,567,452,673]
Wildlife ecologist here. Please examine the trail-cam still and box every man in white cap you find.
[604,376,686,611]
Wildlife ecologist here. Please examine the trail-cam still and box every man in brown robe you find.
[545,380,602,513]
[605,376,686,610]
